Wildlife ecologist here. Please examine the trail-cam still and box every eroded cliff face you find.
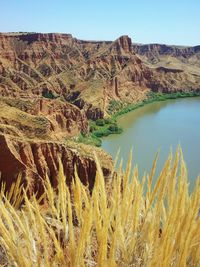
[0,134,112,195]
[1,32,199,120]
[0,97,88,140]
[133,43,200,62]
[133,43,200,79]
[0,94,103,195]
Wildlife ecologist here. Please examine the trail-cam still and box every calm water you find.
[102,97,200,189]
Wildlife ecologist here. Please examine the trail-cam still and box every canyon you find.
[0,32,200,192]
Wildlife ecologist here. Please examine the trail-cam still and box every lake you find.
[102,97,200,189]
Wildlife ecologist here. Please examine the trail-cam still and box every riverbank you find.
[77,118,123,147]
[77,90,200,147]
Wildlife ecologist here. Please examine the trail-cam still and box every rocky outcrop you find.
[0,95,110,195]
[133,43,200,59]
[0,134,113,195]
[18,33,74,44]
[132,43,200,76]
[19,97,89,137]
[0,97,89,139]
[110,35,133,54]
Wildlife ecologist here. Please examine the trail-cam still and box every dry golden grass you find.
[0,147,200,266]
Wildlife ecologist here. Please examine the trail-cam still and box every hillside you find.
[1,33,200,118]
[0,32,200,191]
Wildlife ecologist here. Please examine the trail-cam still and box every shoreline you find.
[78,91,200,147]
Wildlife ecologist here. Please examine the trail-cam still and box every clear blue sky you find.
[1,0,200,46]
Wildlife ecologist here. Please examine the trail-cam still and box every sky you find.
[0,0,200,46]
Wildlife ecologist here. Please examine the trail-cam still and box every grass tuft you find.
[0,148,200,266]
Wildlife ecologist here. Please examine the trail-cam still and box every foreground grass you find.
[0,148,200,266]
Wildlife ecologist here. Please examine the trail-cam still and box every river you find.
[102,97,200,189]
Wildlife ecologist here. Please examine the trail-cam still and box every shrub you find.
[108,124,118,132]
[42,90,57,99]
[108,99,123,114]
[95,119,105,126]
[108,123,122,133]
[89,125,97,132]
[77,132,102,147]
[93,129,108,138]
[104,118,112,124]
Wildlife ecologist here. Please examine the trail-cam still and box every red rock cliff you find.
[0,134,112,195]
[1,32,199,119]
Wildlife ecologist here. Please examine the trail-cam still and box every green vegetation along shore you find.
[78,90,200,146]
[78,118,123,147]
